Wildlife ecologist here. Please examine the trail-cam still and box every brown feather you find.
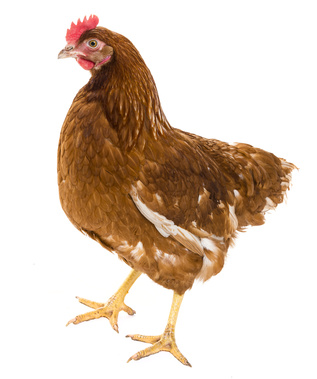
[58,26,296,294]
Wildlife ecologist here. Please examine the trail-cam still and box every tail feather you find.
[232,144,297,229]
[267,158,297,207]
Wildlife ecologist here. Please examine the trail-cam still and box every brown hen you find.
[58,16,296,366]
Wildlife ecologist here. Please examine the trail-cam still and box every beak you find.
[58,45,75,59]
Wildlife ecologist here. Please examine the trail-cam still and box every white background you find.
[1,1,316,378]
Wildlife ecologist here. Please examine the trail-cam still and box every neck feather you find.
[85,48,171,150]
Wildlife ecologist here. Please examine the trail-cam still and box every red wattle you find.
[77,57,95,70]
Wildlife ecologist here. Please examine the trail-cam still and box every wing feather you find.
[130,186,204,256]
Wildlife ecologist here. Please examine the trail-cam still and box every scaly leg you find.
[126,291,191,367]
[66,269,141,332]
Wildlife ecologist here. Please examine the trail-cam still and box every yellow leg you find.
[126,291,191,367]
[66,269,141,332]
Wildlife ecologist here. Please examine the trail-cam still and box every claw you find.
[126,326,191,367]
[111,322,119,333]
[127,354,138,363]
[66,317,77,327]
[66,295,136,331]
[66,270,140,332]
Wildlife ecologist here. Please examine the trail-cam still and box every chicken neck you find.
[86,50,172,150]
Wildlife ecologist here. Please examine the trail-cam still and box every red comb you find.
[66,15,99,43]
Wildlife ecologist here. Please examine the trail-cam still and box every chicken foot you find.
[66,269,141,332]
[126,291,191,367]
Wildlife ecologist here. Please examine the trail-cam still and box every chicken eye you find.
[88,40,98,48]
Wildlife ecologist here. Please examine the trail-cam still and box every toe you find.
[121,303,136,316]
[127,343,163,363]
[109,315,119,333]
[76,297,105,309]
[169,346,192,367]
[66,308,103,326]
[126,334,161,344]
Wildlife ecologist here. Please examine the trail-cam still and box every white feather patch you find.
[201,237,219,252]
[229,205,238,230]
[130,186,204,256]
[130,241,144,261]
[196,255,214,281]
[154,249,177,265]
[263,197,276,212]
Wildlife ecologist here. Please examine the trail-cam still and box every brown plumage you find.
[58,17,296,366]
